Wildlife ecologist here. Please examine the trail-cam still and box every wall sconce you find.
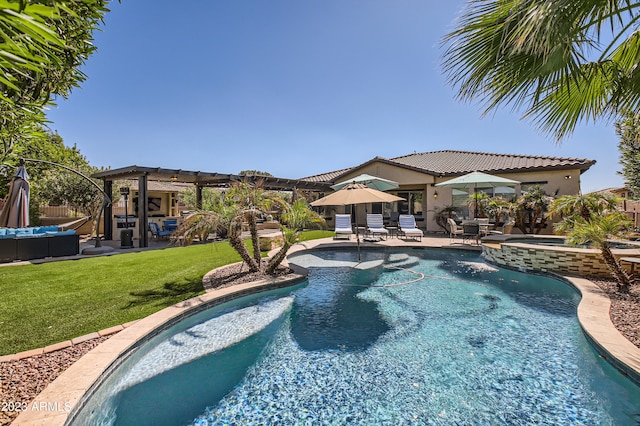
[564,175,572,180]
[170,175,178,182]
[433,190,439,199]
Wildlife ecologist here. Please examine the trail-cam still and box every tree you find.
[174,181,285,273]
[1,1,109,168]
[514,186,553,234]
[567,212,634,292]
[266,199,325,274]
[36,163,105,234]
[442,1,640,141]
[227,181,286,270]
[616,113,640,196]
[482,196,516,225]
[550,193,634,290]
[238,170,273,177]
[549,192,620,234]
[178,187,225,212]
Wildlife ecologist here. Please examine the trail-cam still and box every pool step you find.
[385,254,421,269]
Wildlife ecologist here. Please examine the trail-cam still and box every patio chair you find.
[489,220,515,235]
[163,219,178,232]
[462,223,480,245]
[366,214,388,240]
[447,218,463,242]
[334,214,353,240]
[149,222,173,239]
[398,214,423,241]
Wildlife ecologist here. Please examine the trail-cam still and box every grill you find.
[115,215,136,228]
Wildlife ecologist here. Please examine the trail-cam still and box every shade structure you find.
[435,171,519,218]
[311,183,404,260]
[311,183,404,207]
[0,165,30,228]
[331,174,399,192]
[435,171,520,189]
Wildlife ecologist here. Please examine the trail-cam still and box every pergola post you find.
[196,185,203,209]
[138,174,149,247]
[103,180,113,240]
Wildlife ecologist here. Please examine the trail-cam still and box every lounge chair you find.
[334,214,353,240]
[149,222,173,239]
[398,214,423,241]
[447,218,464,242]
[366,214,389,240]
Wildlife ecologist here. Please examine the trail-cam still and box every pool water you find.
[74,249,640,425]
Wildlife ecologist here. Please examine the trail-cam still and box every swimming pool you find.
[73,249,640,425]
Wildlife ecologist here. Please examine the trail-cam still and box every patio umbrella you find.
[311,183,404,260]
[331,174,399,191]
[435,171,519,218]
[0,165,30,228]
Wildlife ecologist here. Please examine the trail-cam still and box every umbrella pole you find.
[474,184,478,219]
[355,204,361,261]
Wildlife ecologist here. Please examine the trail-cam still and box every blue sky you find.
[46,1,622,193]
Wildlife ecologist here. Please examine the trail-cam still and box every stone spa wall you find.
[482,235,640,278]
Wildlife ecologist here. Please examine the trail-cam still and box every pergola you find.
[92,165,332,247]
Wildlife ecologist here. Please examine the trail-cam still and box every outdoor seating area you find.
[0,226,79,263]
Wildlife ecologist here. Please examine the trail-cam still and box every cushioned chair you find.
[463,223,480,245]
[447,218,464,242]
[150,222,173,239]
[489,220,515,235]
[366,214,389,240]
[163,219,178,232]
[334,214,353,240]
[398,215,423,241]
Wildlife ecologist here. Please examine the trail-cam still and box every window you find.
[394,191,423,216]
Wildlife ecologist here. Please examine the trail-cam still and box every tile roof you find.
[300,150,596,183]
[390,150,595,176]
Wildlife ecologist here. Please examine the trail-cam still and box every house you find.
[592,186,640,229]
[301,150,595,233]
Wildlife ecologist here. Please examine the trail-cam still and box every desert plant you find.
[515,186,554,234]
[266,199,326,274]
[550,193,620,235]
[483,196,516,225]
[567,212,634,292]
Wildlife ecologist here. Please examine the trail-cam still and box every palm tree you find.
[483,196,516,226]
[515,186,554,234]
[442,1,640,140]
[266,199,325,274]
[227,181,286,272]
[567,212,634,292]
[549,192,620,234]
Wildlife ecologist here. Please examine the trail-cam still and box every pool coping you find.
[13,237,640,425]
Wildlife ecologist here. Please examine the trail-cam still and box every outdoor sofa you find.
[0,226,79,263]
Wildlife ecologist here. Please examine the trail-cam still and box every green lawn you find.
[0,230,333,355]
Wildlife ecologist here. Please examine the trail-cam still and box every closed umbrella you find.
[0,165,30,228]
[435,171,519,218]
[331,174,399,191]
[311,183,404,260]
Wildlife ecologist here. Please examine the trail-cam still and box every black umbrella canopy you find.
[0,165,30,228]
